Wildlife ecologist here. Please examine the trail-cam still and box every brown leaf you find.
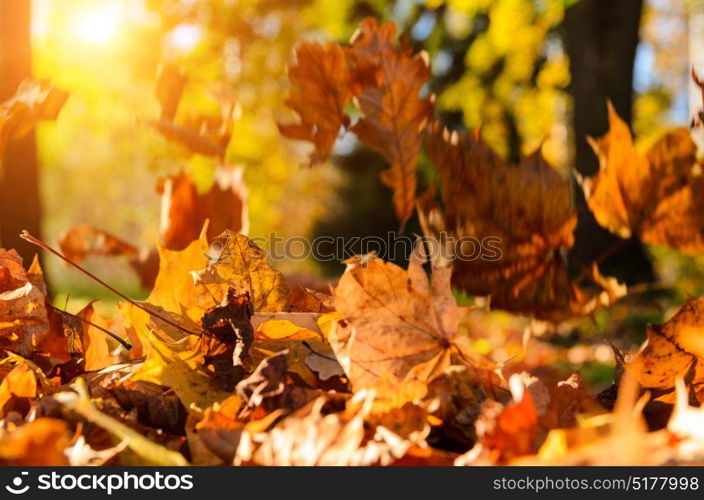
[157,166,248,251]
[278,42,353,166]
[155,62,186,121]
[58,225,138,264]
[625,296,704,399]
[582,103,704,253]
[330,252,495,391]
[350,18,433,224]
[200,289,254,391]
[0,80,68,168]
[422,123,622,320]
[0,251,49,355]
[235,393,411,466]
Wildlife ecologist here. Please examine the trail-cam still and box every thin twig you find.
[20,230,201,338]
[47,303,132,351]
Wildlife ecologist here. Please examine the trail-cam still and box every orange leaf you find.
[350,18,433,224]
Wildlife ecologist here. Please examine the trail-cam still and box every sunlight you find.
[70,3,125,45]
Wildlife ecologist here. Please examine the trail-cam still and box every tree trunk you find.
[0,0,40,264]
[563,0,653,284]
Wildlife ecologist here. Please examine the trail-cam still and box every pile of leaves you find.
[3,17,704,466]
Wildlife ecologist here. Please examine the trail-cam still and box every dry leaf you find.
[581,103,704,253]
[330,252,495,391]
[278,42,353,166]
[158,166,248,251]
[349,18,433,225]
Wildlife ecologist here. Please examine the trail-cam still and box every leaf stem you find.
[47,303,132,351]
[20,230,201,338]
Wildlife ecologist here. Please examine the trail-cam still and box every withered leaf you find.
[157,166,248,251]
[330,252,495,391]
[200,289,254,391]
[422,123,623,321]
[278,42,353,166]
[581,103,704,253]
[350,18,433,225]
[0,251,49,355]
[0,80,68,169]
[58,225,138,263]
[625,296,704,399]
[235,394,411,466]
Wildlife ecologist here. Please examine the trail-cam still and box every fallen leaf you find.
[0,251,49,355]
[278,42,353,166]
[330,251,495,391]
[581,102,704,253]
[157,166,248,251]
[0,418,69,466]
[350,18,433,225]
[422,123,622,320]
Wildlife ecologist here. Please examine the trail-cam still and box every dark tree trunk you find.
[0,0,40,264]
[563,0,654,284]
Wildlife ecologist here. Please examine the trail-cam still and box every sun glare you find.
[71,4,125,45]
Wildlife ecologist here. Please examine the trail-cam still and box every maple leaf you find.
[349,18,433,225]
[278,42,353,166]
[581,103,704,253]
[251,315,344,387]
[157,166,248,251]
[329,250,495,391]
[422,123,624,320]
[625,296,704,400]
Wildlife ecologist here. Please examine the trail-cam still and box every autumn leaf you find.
[278,42,353,166]
[0,251,49,356]
[0,80,68,168]
[329,250,495,391]
[422,123,623,320]
[0,418,69,466]
[190,230,291,313]
[625,296,704,400]
[58,225,138,263]
[149,65,237,159]
[0,361,37,415]
[349,18,433,225]
[154,62,186,121]
[581,102,704,253]
[157,166,248,251]
[235,393,412,466]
